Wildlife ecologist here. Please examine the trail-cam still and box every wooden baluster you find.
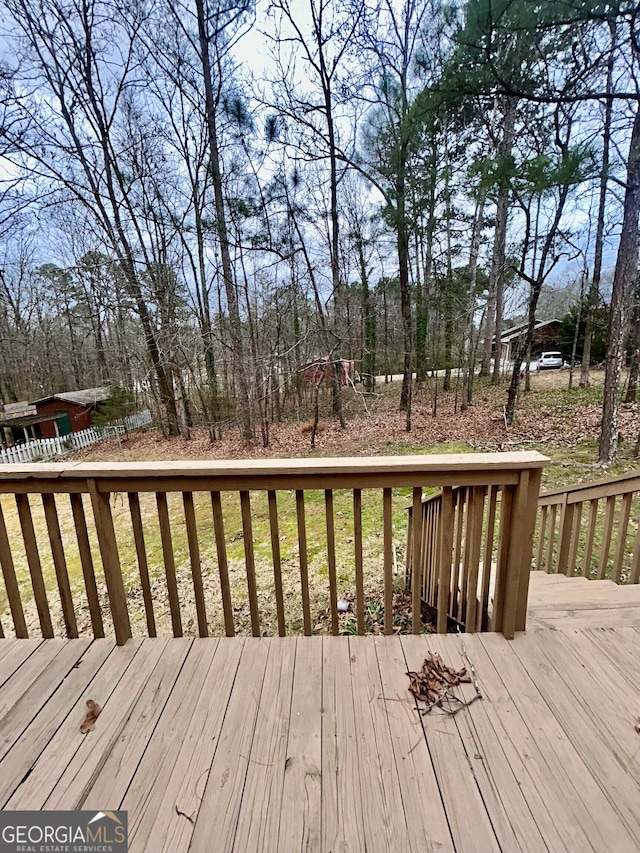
[631,518,640,584]
[451,489,465,618]
[465,486,485,634]
[267,491,286,637]
[492,484,514,634]
[211,491,234,637]
[479,485,498,632]
[582,499,599,578]
[555,496,575,575]
[536,506,548,570]
[545,503,557,573]
[567,502,583,579]
[515,468,543,632]
[431,502,440,606]
[458,488,472,623]
[70,494,104,638]
[597,494,616,579]
[155,492,183,637]
[429,502,438,606]
[87,480,131,645]
[411,487,423,634]
[42,493,77,638]
[612,492,633,584]
[354,489,365,635]
[437,487,454,634]
[127,493,156,637]
[0,500,28,638]
[15,494,53,638]
[325,490,339,635]
[296,490,312,636]
[382,488,393,636]
[240,491,260,637]
[183,492,208,637]
[422,501,431,606]
[405,506,413,591]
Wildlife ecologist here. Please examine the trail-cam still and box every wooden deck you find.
[2,619,640,851]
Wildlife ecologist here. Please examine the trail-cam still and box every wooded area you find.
[1,0,639,460]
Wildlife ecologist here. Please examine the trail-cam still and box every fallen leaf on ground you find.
[80,699,101,734]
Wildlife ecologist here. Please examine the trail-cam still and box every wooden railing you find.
[536,470,640,583]
[405,458,544,639]
[0,453,547,643]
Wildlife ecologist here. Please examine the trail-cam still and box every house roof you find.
[0,412,65,429]
[495,318,561,345]
[31,386,111,407]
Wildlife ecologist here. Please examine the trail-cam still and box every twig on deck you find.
[457,628,483,700]
[175,806,195,824]
[406,643,482,718]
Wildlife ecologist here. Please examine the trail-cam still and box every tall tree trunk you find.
[416,157,436,382]
[462,200,484,409]
[489,97,517,384]
[625,291,640,402]
[398,175,413,431]
[443,141,454,393]
[356,229,376,392]
[581,20,616,388]
[505,167,573,426]
[195,0,253,441]
[599,107,640,463]
[314,2,346,429]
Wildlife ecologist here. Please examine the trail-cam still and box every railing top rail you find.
[0,452,549,494]
[539,468,640,506]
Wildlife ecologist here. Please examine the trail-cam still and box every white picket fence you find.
[0,409,152,464]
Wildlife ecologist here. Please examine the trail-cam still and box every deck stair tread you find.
[526,572,640,630]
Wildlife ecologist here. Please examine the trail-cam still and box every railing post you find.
[500,467,543,638]
[88,478,131,645]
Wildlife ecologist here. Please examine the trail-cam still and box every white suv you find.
[538,351,564,370]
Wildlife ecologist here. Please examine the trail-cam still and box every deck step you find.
[526,573,640,630]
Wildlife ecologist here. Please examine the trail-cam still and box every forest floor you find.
[2,368,639,638]
[76,367,640,491]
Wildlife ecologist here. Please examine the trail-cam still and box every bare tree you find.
[2,0,183,433]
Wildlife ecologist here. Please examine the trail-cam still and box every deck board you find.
[0,639,113,804]
[5,638,143,810]
[122,638,241,853]
[401,635,501,853]
[42,638,174,809]
[348,635,413,852]
[0,638,42,672]
[321,635,366,853]
[2,624,640,852]
[84,637,194,813]
[482,632,639,852]
[511,631,640,847]
[459,634,575,852]
[427,632,551,853]
[373,635,455,853]
[232,637,296,853]
[0,640,69,715]
[278,637,322,853]
[188,639,269,853]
